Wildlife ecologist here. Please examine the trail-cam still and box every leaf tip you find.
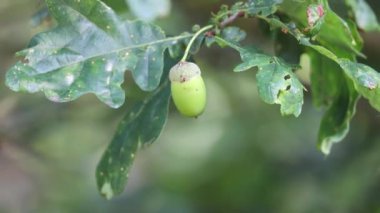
[319,140,332,156]
[100,182,114,200]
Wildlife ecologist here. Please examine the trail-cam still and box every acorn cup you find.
[169,61,206,118]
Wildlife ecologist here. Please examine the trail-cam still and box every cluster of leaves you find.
[5,0,380,199]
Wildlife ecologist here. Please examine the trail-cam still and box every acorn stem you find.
[181,25,213,62]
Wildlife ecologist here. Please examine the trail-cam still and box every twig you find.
[219,11,245,28]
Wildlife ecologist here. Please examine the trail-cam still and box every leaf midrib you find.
[28,34,193,74]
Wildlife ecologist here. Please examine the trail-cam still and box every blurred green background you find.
[1,0,380,212]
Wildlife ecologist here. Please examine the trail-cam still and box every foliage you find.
[4,0,380,199]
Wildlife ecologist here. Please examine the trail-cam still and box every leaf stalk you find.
[181,25,214,62]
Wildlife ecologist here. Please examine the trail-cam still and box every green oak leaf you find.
[255,12,380,154]
[302,42,380,155]
[309,50,359,155]
[96,79,171,200]
[221,26,247,44]
[5,0,191,108]
[95,54,176,199]
[214,37,304,117]
[338,60,380,111]
[318,77,359,155]
[279,0,363,58]
[301,43,380,115]
[316,8,363,58]
[256,58,304,117]
[309,50,341,108]
[257,13,380,114]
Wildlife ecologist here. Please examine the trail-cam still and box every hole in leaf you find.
[19,57,29,64]
[284,75,291,80]
[286,85,291,91]
[22,59,29,64]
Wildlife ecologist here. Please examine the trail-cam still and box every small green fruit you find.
[169,61,206,117]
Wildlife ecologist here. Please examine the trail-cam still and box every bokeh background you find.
[1,0,380,212]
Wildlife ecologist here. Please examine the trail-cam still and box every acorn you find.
[169,61,206,117]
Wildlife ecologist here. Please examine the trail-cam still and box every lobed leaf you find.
[95,53,177,199]
[215,37,304,117]
[256,5,380,154]
[96,80,171,199]
[257,9,380,114]
[5,0,191,108]
[256,59,304,117]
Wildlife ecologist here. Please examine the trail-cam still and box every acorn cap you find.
[169,61,201,83]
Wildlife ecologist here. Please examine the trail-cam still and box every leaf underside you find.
[95,54,177,199]
[309,50,359,155]
[96,80,171,199]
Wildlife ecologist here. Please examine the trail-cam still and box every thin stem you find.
[219,11,245,28]
[181,25,213,62]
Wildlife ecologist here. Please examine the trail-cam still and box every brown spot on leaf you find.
[281,28,289,34]
[367,82,377,90]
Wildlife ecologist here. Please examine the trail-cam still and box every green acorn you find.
[169,61,206,117]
